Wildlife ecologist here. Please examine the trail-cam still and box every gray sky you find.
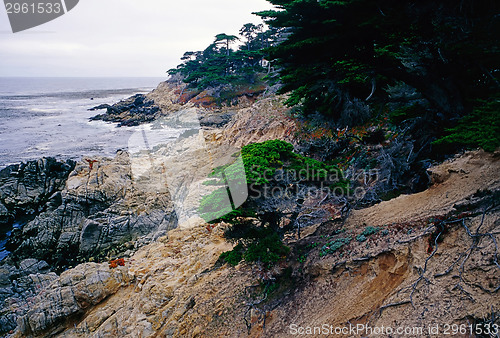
[0,0,271,77]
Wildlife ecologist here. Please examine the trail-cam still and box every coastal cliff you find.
[0,82,498,337]
[8,150,500,337]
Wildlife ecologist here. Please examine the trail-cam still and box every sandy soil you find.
[347,150,500,227]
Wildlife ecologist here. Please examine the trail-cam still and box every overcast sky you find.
[0,0,271,77]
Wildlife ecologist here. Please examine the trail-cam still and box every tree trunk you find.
[389,66,465,119]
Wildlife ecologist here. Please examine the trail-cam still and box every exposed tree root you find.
[379,207,499,314]
[434,206,500,294]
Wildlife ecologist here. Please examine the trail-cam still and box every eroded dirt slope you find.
[346,150,500,227]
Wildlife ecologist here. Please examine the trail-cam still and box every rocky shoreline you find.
[0,81,297,335]
[0,151,178,333]
[88,81,267,129]
[0,81,498,337]
[89,94,161,127]
[0,158,75,228]
[1,149,497,337]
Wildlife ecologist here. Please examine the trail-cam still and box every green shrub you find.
[219,243,244,266]
[241,139,294,185]
[356,234,367,242]
[244,232,290,267]
[241,139,346,185]
[433,98,500,152]
[356,226,379,242]
[199,139,349,223]
[218,227,290,268]
[199,187,235,222]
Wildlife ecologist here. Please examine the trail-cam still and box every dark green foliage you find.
[169,47,262,91]
[388,104,424,125]
[168,24,282,94]
[222,219,265,241]
[215,33,239,56]
[433,98,500,152]
[240,23,264,51]
[219,243,244,266]
[244,232,290,266]
[218,227,290,268]
[257,0,500,123]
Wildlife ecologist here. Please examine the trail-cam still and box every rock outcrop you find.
[7,150,176,269]
[209,95,296,148]
[11,225,230,337]
[0,151,178,334]
[0,258,57,334]
[89,94,160,127]
[88,81,277,130]
[0,158,75,226]
[16,262,130,336]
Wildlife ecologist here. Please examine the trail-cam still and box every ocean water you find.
[0,77,167,168]
[0,77,169,260]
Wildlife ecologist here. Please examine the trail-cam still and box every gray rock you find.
[0,268,11,286]
[0,157,75,226]
[0,150,180,335]
[0,263,58,335]
[9,151,176,269]
[89,94,161,127]
[198,111,235,128]
[0,201,8,223]
[16,263,130,336]
[18,258,39,273]
[79,219,103,254]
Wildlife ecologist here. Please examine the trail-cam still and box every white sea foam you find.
[0,77,165,168]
